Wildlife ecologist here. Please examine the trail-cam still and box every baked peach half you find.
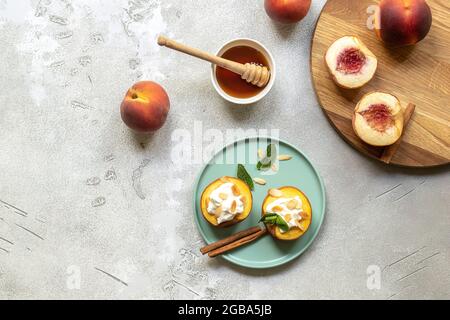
[200,177,253,228]
[352,92,404,147]
[325,36,378,89]
[261,187,312,241]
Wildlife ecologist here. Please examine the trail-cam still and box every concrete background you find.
[0,0,448,300]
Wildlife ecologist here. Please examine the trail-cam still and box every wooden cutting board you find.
[311,0,449,167]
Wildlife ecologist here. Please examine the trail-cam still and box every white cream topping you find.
[207,183,244,225]
[266,196,303,233]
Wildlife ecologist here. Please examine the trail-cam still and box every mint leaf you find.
[276,216,290,232]
[259,213,278,223]
[257,159,271,171]
[267,143,276,158]
[257,143,277,171]
[257,161,263,170]
[237,164,254,191]
[260,213,290,232]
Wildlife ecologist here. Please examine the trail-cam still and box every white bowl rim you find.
[210,38,276,105]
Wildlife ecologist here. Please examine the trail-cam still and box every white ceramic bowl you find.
[211,38,276,105]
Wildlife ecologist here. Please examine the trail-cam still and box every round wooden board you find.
[311,0,450,167]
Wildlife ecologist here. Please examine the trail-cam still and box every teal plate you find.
[193,137,326,269]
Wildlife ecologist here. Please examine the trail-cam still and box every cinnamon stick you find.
[200,226,262,255]
[380,103,416,164]
[208,228,268,258]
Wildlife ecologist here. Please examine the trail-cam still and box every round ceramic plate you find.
[193,137,326,269]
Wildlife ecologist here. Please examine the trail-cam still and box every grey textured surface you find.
[0,0,449,300]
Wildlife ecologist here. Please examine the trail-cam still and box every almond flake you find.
[272,206,283,212]
[296,221,305,231]
[300,211,310,219]
[219,193,228,200]
[231,184,240,196]
[287,199,297,210]
[253,178,267,185]
[285,214,292,222]
[257,148,264,159]
[241,196,246,206]
[269,189,283,198]
[215,206,223,217]
[278,155,292,161]
[231,200,237,213]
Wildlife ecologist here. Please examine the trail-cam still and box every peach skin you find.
[120,81,170,133]
[264,0,311,24]
[375,0,432,47]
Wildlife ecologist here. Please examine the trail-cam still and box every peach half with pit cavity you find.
[353,92,404,147]
[325,36,378,89]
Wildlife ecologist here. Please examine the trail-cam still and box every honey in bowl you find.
[216,46,270,99]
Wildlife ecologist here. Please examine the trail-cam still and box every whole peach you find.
[264,0,311,24]
[120,81,170,133]
[375,0,432,47]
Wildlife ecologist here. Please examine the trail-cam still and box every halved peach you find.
[353,92,404,147]
[261,187,312,241]
[325,36,378,89]
[200,176,253,228]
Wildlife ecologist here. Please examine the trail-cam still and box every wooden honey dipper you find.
[157,35,271,88]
